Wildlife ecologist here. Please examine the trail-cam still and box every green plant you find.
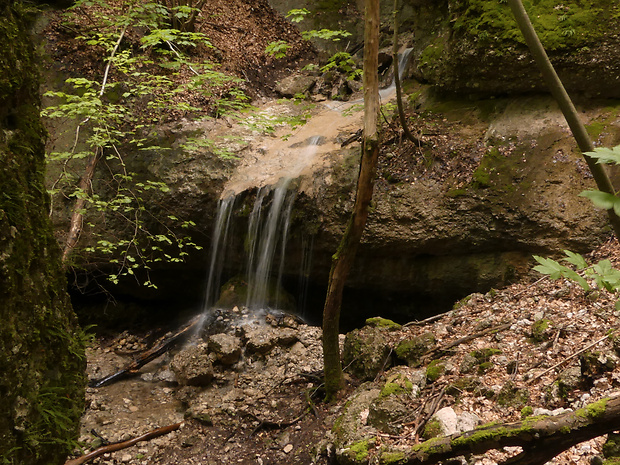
[533,249,620,310]
[265,40,290,59]
[321,52,362,81]
[42,0,256,288]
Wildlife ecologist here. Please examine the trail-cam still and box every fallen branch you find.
[64,422,182,465]
[421,323,511,363]
[526,333,610,384]
[89,315,200,387]
[398,394,620,465]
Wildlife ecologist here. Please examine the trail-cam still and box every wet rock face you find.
[170,308,310,389]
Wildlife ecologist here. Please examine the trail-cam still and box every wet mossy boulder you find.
[0,2,85,463]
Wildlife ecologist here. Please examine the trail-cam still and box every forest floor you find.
[67,237,620,465]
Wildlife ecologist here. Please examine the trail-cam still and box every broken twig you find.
[89,316,200,387]
[64,422,182,465]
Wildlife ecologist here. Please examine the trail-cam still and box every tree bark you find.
[322,0,380,401]
[398,395,620,465]
[392,0,422,146]
[507,0,620,239]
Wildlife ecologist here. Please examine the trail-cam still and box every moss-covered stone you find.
[407,0,620,97]
[520,406,533,419]
[497,381,529,408]
[426,359,446,383]
[603,432,620,459]
[531,318,551,342]
[421,418,442,440]
[365,317,402,330]
[343,326,392,381]
[378,450,406,465]
[395,332,435,367]
[0,2,86,464]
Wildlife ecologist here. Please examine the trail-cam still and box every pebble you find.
[283,444,293,454]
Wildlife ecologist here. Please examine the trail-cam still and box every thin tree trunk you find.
[322,0,380,401]
[61,25,127,264]
[62,148,102,263]
[507,0,620,238]
[392,0,423,145]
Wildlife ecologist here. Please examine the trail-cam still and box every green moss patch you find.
[365,317,402,330]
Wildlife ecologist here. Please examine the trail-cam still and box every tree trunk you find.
[507,0,620,239]
[397,395,620,465]
[392,0,422,146]
[322,0,380,401]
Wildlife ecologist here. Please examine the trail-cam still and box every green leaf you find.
[584,145,620,165]
[579,190,620,215]
[533,256,564,279]
[563,250,588,270]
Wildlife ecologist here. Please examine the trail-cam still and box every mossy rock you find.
[580,351,617,378]
[395,332,435,367]
[378,449,407,465]
[531,318,552,342]
[421,418,442,440]
[343,326,393,381]
[365,317,402,330]
[497,381,529,408]
[339,438,375,465]
[446,376,481,397]
[603,432,620,459]
[413,0,620,98]
[426,360,446,383]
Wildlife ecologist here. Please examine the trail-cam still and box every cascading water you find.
[245,179,295,310]
[379,47,413,100]
[200,136,324,316]
[202,195,235,310]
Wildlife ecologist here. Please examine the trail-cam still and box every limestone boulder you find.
[208,333,242,365]
[171,343,214,386]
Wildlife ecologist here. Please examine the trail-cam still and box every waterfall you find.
[245,179,295,310]
[379,47,413,100]
[202,196,235,310]
[200,136,324,315]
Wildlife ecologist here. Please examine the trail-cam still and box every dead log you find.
[64,422,182,465]
[89,315,200,387]
[398,394,620,465]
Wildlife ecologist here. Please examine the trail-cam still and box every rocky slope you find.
[66,239,620,465]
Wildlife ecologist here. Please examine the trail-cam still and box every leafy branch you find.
[43,0,246,289]
[533,250,620,310]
